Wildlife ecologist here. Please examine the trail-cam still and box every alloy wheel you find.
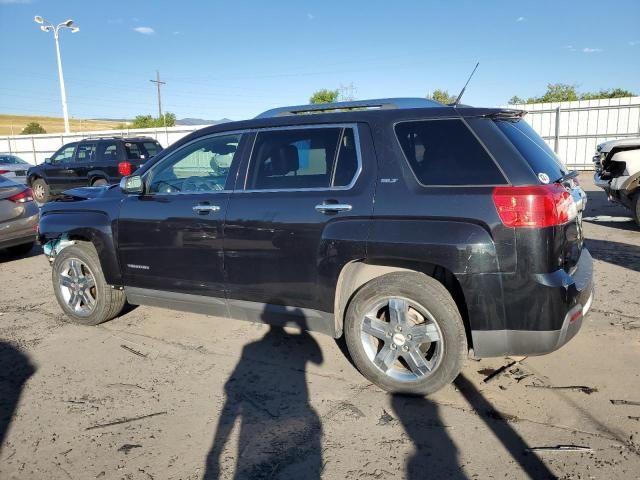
[58,258,97,316]
[360,297,444,382]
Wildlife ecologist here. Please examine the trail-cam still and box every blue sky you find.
[1,0,639,121]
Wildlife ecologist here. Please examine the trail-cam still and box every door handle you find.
[192,204,221,214]
[315,203,352,213]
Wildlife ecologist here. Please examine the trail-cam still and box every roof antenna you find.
[452,62,479,107]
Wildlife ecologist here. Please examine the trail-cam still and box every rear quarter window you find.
[395,119,506,186]
[495,119,567,182]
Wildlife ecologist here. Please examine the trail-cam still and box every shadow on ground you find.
[586,238,640,272]
[0,342,35,455]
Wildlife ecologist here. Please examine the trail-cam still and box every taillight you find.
[492,184,576,228]
[0,169,9,175]
[118,161,132,176]
[7,188,34,203]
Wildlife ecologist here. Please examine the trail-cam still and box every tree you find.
[309,89,340,104]
[509,84,636,104]
[426,89,457,105]
[21,122,46,134]
[130,112,176,128]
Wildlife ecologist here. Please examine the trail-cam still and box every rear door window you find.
[395,119,506,186]
[495,119,567,182]
[98,142,120,162]
[246,126,359,190]
[75,144,97,163]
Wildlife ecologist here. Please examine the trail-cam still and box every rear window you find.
[143,142,161,158]
[495,119,567,182]
[395,119,506,186]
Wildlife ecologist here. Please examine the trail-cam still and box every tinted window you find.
[125,143,143,160]
[75,144,96,162]
[98,142,119,162]
[395,120,505,186]
[148,134,241,194]
[496,119,567,182]
[51,145,76,163]
[143,142,161,158]
[247,127,358,190]
[0,155,27,165]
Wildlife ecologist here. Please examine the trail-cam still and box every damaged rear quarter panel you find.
[38,203,122,286]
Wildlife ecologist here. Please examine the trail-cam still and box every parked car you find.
[37,98,593,395]
[27,137,163,203]
[592,137,640,225]
[0,175,38,255]
[0,154,31,184]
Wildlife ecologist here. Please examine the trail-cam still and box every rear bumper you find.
[472,248,594,358]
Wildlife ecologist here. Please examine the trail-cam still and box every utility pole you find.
[150,71,166,123]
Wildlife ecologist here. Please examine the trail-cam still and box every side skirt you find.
[124,287,338,337]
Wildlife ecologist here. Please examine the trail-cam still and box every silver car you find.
[0,154,30,184]
[0,175,39,255]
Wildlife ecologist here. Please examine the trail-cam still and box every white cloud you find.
[516,16,526,22]
[582,47,602,53]
[307,13,314,20]
[133,26,155,35]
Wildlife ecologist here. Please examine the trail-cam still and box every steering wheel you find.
[154,180,180,193]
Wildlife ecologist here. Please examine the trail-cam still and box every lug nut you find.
[407,334,412,340]
[402,345,409,352]
[396,325,402,332]
[391,344,397,350]
[386,331,392,337]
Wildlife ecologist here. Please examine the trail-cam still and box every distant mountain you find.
[176,118,232,126]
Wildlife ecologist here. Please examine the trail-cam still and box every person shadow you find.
[391,394,465,479]
[205,303,323,479]
[0,341,35,455]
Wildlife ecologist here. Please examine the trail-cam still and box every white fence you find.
[505,96,640,169]
[0,125,204,165]
[3,96,640,169]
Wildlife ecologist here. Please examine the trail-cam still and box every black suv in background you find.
[37,98,593,395]
[27,137,162,203]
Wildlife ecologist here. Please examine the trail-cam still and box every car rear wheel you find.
[32,178,50,203]
[633,192,640,227]
[52,242,126,326]
[92,178,108,187]
[344,272,467,395]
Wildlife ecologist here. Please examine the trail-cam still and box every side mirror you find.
[120,175,144,194]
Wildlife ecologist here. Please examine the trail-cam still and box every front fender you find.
[38,211,122,286]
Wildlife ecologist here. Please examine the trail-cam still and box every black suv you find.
[37,98,593,394]
[27,137,162,203]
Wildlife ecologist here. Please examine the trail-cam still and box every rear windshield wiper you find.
[556,170,578,183]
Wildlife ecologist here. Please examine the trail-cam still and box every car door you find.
[117,131,249,303]
[223,123,376,325]
[70,142,97,187]
[46,143,77,191]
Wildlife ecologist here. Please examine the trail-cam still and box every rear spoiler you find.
[455,108,527,120]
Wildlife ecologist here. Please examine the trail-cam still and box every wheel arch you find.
[38,211,122,286]
[334,259,472,349]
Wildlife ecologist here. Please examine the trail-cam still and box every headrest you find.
[269,145,299,176]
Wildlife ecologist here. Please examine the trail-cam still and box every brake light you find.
[492,184,576,228]
[0,169,9,175]
[7,188,34,203]
[118,161,132,176]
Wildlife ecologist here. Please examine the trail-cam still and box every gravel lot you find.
[1,173,639,479]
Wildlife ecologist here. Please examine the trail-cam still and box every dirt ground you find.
[1,173,639,479]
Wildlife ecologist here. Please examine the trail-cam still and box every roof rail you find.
[255,97,443,119]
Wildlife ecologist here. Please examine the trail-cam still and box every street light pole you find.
[34,16,79,134]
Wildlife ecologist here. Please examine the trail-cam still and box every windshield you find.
[496,119,568,182]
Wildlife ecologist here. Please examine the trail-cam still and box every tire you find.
[32,178,50,204]
[344,272,467,395]
[7,242,34,256]
[52,242,126,326]
[92,178,108,187]
[633,192,640,227]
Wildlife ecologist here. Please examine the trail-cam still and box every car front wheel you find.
[344,272,467,395]
[52,242,126,326]
[32,178,50,203]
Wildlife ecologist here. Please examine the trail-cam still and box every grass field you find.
[0,114,128,135]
